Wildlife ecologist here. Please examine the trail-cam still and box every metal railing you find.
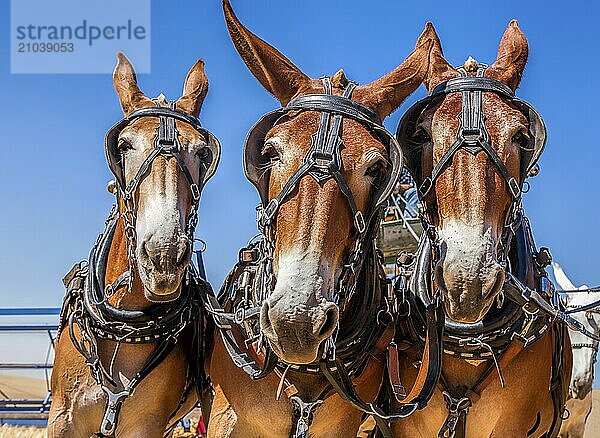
[0,307,59,422]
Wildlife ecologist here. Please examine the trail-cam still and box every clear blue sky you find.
[1,0,599,377]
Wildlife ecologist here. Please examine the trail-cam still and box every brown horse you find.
[390,22,571,437]
[49,53,219,437]
[206,2,432,437]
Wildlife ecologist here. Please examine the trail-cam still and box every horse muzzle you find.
[435,222,506,323]
[137,233,190,301]
[260,298,338,364]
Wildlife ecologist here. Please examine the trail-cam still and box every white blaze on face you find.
[121,126,191,298]
[436,219,504,322]
[274,249,326,303]
[260,248,339,364]
[135,175,184,252]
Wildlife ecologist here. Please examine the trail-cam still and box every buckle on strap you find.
[262,198,279,224]
[508,177,521,199]
[438,392,471,438]
[387,342,407,401]
[419,177,433,197]
[290,396,323,438]
[354,211,366,234]
[190,183,201,202]
[100,386,130,436]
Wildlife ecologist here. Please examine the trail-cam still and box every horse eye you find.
[366,160,385,178]
[512,131,530,148]
[263,142,280,163]
[412,127,431,144]
[117,139,132,152]
[196,147,210,160]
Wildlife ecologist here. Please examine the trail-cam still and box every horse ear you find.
[223,0,312,105]
[113,52,152,115]
[176,59,209,117]
[486,20,528,91]
[353,25,432,120]
[418,23,458,93]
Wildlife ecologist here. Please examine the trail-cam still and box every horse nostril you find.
[484,268,505,299]
[141,240,162,269]
[260,301,273,334]
[175,239,190,267]
[316,304,339,340]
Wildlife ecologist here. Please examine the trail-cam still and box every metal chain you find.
[121,193,138,292]
[186,194,200,243]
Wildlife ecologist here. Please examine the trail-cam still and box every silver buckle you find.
[419,177,433,197]
[354,211,366,234]
[100,386,130,436]
[262,199,279,224]
[508,177,521,199]
[290,396,323,438]
[190,183,201,201]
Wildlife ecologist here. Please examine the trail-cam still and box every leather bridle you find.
[245,76,402,307]
[397,63,547,266]
[105,102,220,193]
[567,305,600,364]
[397,64,546,191]
[104,101,221,292]
[246,77,402,236]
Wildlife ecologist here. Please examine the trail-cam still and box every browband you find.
[285,94,382,127]
[115,106,204,131]
[430,76,515,99]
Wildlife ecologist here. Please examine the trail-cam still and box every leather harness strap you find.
[259,79,367,234]
[419,66,521,201]
[389,297,445,406]
[317,294,444,438]
[437,341,524,438]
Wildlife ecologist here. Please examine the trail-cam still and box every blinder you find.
[396,65,546,191]
[243,77,403,229]
[105,103,221,195]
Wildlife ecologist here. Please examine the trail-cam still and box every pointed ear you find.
[176,59,209,117]
[418,22,458,92]
[352,25,433,120]
[113,52,152,115]
[486,20,528,91]
[223,0,312,105]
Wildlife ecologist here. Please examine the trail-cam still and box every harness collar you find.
[60,204,211,437]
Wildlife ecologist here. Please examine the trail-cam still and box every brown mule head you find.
[416,21,530,323]
[112,52,209,302]
[224,0,431,363]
